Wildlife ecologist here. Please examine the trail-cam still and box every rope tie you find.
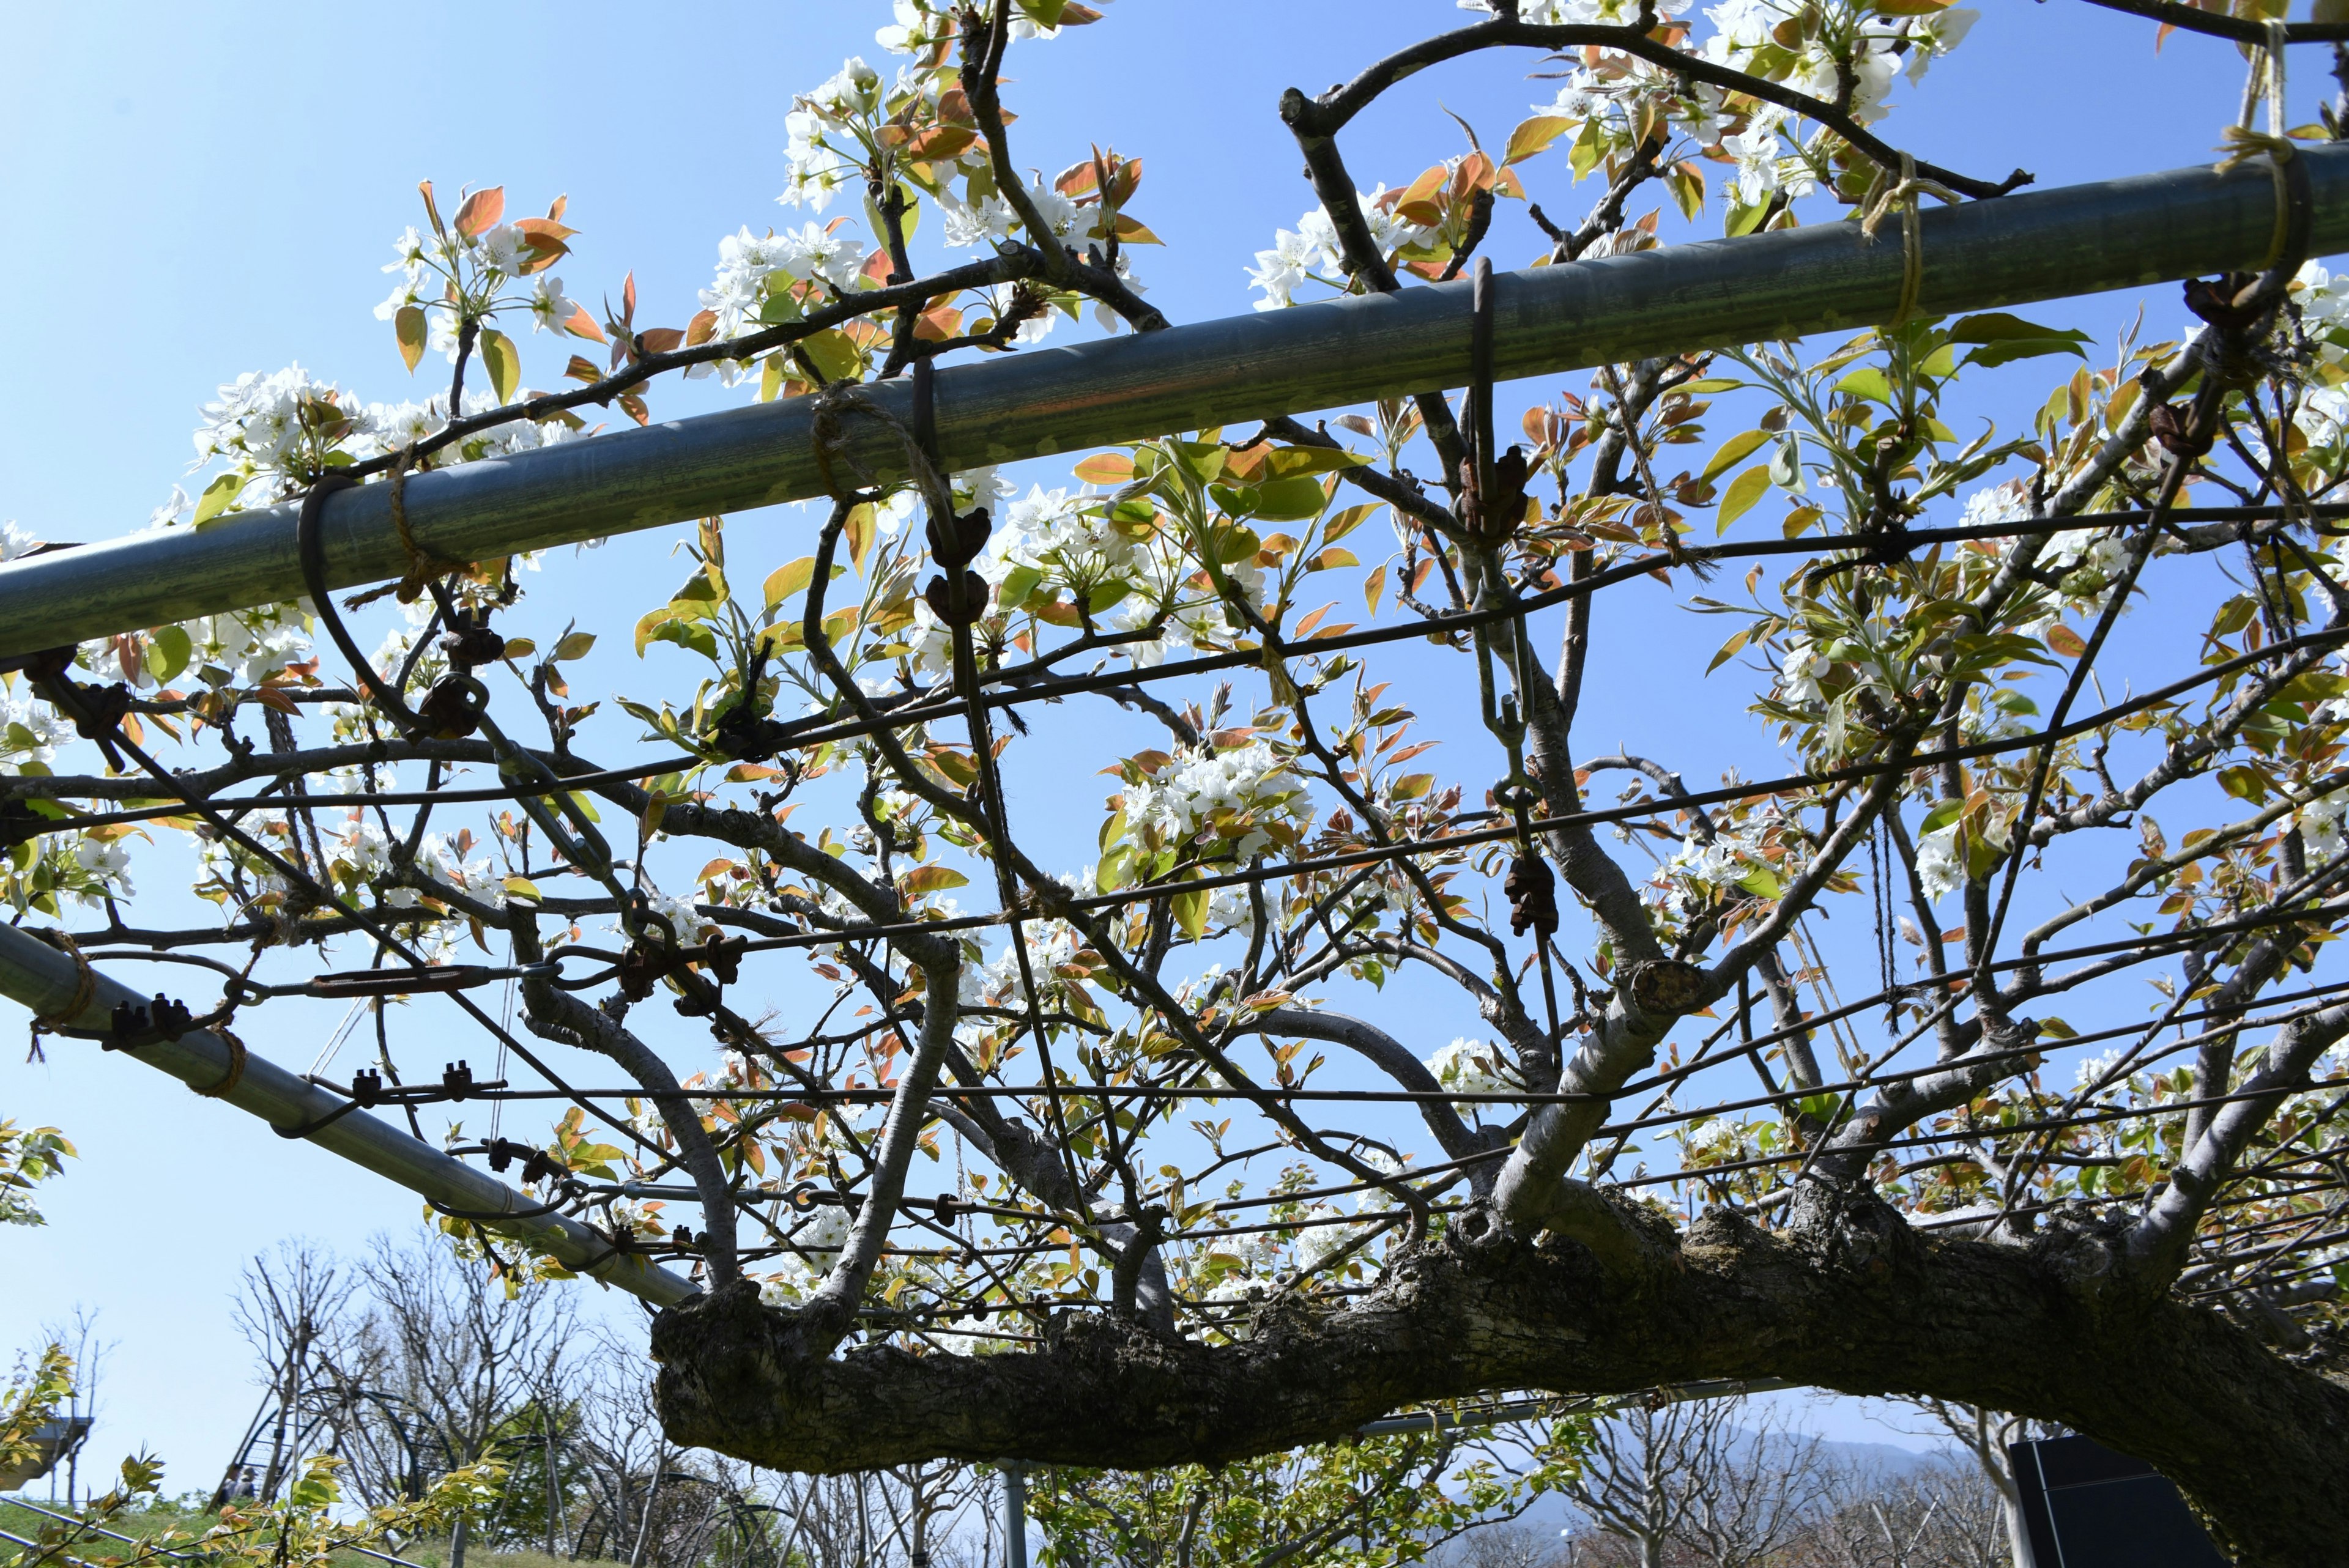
[2214,23,2307,281]
[1860,153,1958,330]
[27,927,96,1037]
[191,1024,248,1100]
[344,446,469,610]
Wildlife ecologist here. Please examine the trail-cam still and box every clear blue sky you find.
[0,0,2303,1492]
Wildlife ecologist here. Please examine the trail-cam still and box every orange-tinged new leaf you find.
[912,302,963,342]
[637,327,684,355]
[563,305,607,343]
[395,306,428,373]
[546,193,569,221]
[685,309,719,348]
[417,179,443,234]
[1504,115,1576,165]
[1073,452,1134,484]
[1112,213,1161,245]
[454,185,506,239]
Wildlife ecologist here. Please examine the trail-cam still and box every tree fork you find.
[650,1200,2349,1566]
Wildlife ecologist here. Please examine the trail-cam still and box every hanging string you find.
[1871,816,1899,1034]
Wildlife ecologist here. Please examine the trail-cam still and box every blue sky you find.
[0,0,2317,1495]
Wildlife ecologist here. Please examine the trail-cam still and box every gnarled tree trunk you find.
[653,1197,2349,1567]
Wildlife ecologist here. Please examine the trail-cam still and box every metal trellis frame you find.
[0,922,694,1307]
[0,146,2343,656]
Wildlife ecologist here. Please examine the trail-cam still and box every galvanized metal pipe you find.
[0,922,697,1308]
[2,146,2345,658]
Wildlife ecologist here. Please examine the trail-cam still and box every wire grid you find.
[3,0,2346,1365]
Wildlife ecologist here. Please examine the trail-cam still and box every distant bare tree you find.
[1554,1401,1726,1568]
[1454,1519,1568,1568]
[1680,1405,1828,1568]
[1893,1400,2053,1568]
[356,1229,574,1568]
[1787,1459,2008,1568]
[228,1240,356,1506]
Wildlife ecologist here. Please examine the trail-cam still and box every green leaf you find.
[395,305,428,373]
[149,625,192,686]
[801,327,863,383]
[1252,475,1333,522]
[1717,467,1772,528]
[648,617,719,662]
[1701,429,1772,483]
[478,327,521,404]
[191,471,245,528]
[2217,764,2268,803]
[1832,366,1894,404]
[1949,311,2092,369]
[997,563,1043,611]
[1171,871,1209,940]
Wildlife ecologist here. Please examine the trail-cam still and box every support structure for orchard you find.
[0,142,2339,1318]
[1,146,2343,657]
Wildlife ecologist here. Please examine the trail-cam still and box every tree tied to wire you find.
[10,0,2349,1561]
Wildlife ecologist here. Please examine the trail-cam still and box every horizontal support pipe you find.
[0,922,697,1308]
[4,146,2345,658]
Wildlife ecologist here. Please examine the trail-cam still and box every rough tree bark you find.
[652,1192,2349,1566]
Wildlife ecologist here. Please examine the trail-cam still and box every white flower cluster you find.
[1460,0,1668,21]
[694,223,869,343]
[1123,742,1309,857]
[1964,481,2128,624]
[182,606,313,687]
[1776,635,1828,704]
[0,521,40,563]
[325,818,508,914]
[1426,1037,1517,1096]
[193,369,578,510]
[877,0,1114,55]
[958,917,1081,1010]
[2298,784,2349,863]
[1720,107,1818,206]
[1914,822,1964,901]
[759,1202,853,1306]
[980,484,1145,591]
[1248,187,1435,310]
[781,57,888,212]
[67,835,134,908]
[1702,2,1977,123]
[0,684,71,776]
[375,221,579,355]
[1645,820,1781,906]
[2296,260,2349,364]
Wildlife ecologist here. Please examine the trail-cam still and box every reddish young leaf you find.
[453,185,507,239]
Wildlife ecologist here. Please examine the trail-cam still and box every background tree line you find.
[206,1235,2036,1568]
